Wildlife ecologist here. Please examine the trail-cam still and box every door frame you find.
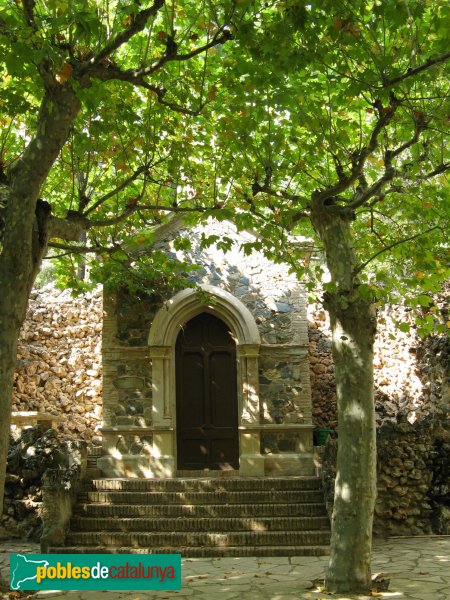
[148,285,264,477]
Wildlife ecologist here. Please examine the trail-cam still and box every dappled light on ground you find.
[0,537,448,599]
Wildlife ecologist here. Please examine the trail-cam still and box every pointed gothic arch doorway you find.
[148,285,265,477]
[175,312,239,470]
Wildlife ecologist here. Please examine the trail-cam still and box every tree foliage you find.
[0,0,449,594]
[0,0,244,295]
[204,0,449,332]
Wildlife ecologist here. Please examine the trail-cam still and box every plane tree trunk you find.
[0,84,81,518]
[310,199,377,593]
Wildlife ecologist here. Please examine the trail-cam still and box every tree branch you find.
[353,225,441,276]
[382,51,450,89]
[85,65,205,115]
[85,0,165,70]
[365,185,406,208]
[83,162,156,216]
[48,241,119,254]
[49,204,138,240]
[87,205,137,228]
[348,115,425,209]
[418,162,450,180]
[137,203,218,213]
[82,24,232,115]
[252,182,308,206]
[321,51,450,91]
[136,26,232,77]
[313,97,400,204]
[348,169,397,210]
[48,213,88,241]
[21,0,37,31]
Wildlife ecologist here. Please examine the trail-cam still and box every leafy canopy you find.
[1,0,448,332]
[196,0,449,333]
[0,0,244,295]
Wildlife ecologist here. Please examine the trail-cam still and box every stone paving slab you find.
[0,537,448,599]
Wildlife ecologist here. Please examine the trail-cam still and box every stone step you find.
[81,489,325,504]
[86,476,322,493]
[49,545,330,557]
[74,501,327,518]
[66,530,331,547]
[175,470,238,478]
[70,515,330,532]
[65,474,329,557]
[84,468,103,480]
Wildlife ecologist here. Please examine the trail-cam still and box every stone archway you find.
[148,285,265,476]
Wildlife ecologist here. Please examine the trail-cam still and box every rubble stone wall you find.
[2,427,87,540]
[308,297,449,428]
[13,286,103,443]
[315,285,449,537]
[322,418,450,537]
[13,283,448,436]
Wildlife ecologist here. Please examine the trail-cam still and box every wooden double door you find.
[175,312,239,470]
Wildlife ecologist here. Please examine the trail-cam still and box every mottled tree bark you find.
[311,200,377,593]
[0,85,80,518]
[325,293,377,592]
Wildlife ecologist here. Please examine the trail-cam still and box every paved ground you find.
[0,537,448,600]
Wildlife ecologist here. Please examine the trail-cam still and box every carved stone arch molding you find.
[148,285,265,476]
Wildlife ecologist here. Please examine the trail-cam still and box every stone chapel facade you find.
[98,219,315,478]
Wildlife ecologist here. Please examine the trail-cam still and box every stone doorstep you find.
[175,470,238,478]
[61,475,330,558]
[74,501,327,518]
[81,489,326,504]
[85,475,323,492]
[69,515,331,532]
[65,531,331,546]
[49,545,331,557]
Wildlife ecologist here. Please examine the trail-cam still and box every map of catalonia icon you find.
[10,554,50,590]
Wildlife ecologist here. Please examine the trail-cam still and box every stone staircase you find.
[51,473,331,557]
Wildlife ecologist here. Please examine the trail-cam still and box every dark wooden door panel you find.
[178,352,204,427]
[210,351,237,427]
[176,313,239,470]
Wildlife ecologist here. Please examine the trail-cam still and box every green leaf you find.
[417,294,433,307]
